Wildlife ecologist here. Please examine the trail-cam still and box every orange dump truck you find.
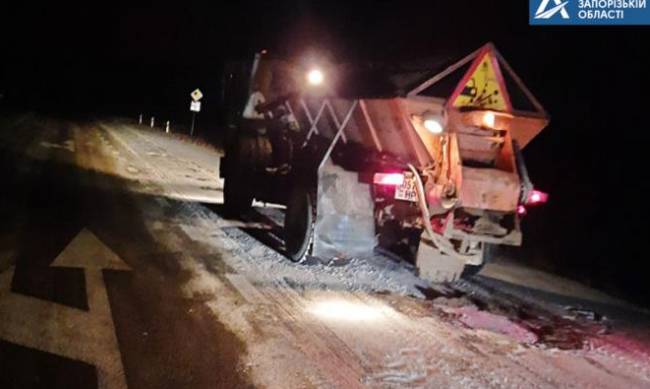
[221,43,548,282]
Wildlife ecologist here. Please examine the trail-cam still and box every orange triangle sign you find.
[449,46,512,112]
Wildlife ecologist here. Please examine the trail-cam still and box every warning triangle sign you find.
[449,47,512,112]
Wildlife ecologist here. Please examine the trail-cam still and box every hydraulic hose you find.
[406,163,481,263]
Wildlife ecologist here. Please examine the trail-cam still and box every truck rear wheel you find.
[284,186,315,262]
[223,134,266,216]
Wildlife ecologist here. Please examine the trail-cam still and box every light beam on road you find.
[306,297,392,322]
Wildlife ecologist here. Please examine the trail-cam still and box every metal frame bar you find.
[359,100,383,152]
[284,100,301,131]
[407,47,482,97]
[301,98,353,147]
[301,100,326,146]
[318,100,359,171]
[297,97,428,168]
[393,100,433,166]
[324,100,348,144]
[495,51,548,116]
[275,95,434,172]
[407,43,548,117]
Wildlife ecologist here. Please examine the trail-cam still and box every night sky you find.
[2,1,650,303]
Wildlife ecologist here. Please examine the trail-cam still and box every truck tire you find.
[223,135,259,216]
[461,243,494,278]
[284,186,315,262]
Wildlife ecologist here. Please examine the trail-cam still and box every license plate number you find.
[395,174,418,202]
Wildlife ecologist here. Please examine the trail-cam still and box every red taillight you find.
[517,205,527,216]
[526,189,548,205]
[373,172,404,186]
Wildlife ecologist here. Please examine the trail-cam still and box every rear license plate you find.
[395,174,418,202]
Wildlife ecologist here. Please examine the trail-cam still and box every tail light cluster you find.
[373,172,405,186]
[372,172,406,200]
[518,189,549,216]
[526,189,548,205]
[373,171,548,219]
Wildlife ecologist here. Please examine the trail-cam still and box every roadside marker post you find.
[138,114,143,125]
[150,117,155,128]
[190,88,203,137]
[165,121,170,133]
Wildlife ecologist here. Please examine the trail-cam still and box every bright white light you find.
[373,172,405,186]
[307,299,389,322]
[483,111,496,128]
[423,118,444,134]
[526,189,548,205]
[306,69,324,86]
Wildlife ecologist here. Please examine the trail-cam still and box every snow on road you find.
[97,122,223,203]
[90,121,650,388]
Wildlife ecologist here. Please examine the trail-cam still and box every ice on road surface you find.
[78,121,650,388]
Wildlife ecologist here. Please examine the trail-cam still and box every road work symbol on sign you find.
[190,100,201,112]
[0,228,131,389]
[191,88,203,101]
[450,47,512,112]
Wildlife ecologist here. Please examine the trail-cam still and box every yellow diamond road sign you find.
[191,88,203,101]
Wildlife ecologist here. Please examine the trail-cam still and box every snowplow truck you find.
[221,43,549,282]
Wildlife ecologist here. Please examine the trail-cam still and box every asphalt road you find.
[1,114,650,388]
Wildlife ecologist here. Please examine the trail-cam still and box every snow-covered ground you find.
[89,121,650,388]
[97,121,223,203]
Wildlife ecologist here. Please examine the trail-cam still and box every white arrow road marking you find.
[0,228,130,389]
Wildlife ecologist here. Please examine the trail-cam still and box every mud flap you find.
[312,160,377,259]
[416,234,466,283]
